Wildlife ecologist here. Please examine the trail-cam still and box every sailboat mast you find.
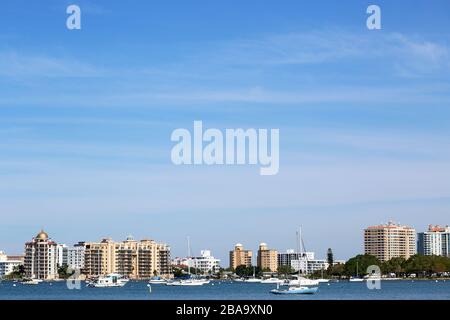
[187,236,191,275]
[296,229,301,276]
[356,260,359,277]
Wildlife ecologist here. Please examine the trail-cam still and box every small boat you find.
[261,277,284,284]
[271,285,318,295]
[286,276,319,286]
[148,276,167,284]
[244,277,262,283]
[349,260,364,282]
[244,266,262,283]
[365,274,381,281]
[283,228,319,287]
[22,278,42,285]
[87,273,129,288]
[166,278,210,286]
[349,277,364,282]
[165,236,210,286]
[316,270,330,283]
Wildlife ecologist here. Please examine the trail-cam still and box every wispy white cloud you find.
[202,30,450,76]
[0,51,103,78]
[1,83,449,108]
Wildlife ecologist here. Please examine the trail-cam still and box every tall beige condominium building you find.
[229,243,252,269]
[364,221,416,262]
[84,236,171,279]
[257,242,278,272]
[24,230,58,280]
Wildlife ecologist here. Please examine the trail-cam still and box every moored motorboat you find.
[22,278,42,285]
[286,276,319,286]
[148,276,168,284]
[244,277,262,283]
[166,278,210,286]
[87,273,129,288]
[261,277,284,284]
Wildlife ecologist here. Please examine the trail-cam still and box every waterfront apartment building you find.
[0,251,24,278]
[291,258,329,274]
[57,244,68,267]
[24,230,59,280]
[364,221,416,262]
[417,225,450,257]
[278,249,314,268]
[67,242,85,271]
[83,236,171,279]
[257,243,278,272]
[173,250,221,274]
[229,243,252,270]
[278,250,327,274]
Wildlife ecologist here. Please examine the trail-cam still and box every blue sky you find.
[0,0,450,263]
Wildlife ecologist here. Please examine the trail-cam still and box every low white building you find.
[188,250,221,274]
[291,258,329,274]
[67,242,85,271]
[0,251,24,278]
[173,250,221,274]
[278,249,315,268]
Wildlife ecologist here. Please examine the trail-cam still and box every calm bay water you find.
[0,280,449,300]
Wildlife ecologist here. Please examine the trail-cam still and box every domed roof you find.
[36,230,49,240]
[235,243,243,247]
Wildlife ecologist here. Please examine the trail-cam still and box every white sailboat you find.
[244,266,262,283]
[349,260,364,282]
[285,228,320,286]
[317,269,330,283]
[166,236,209,286]
[261,277,284,284]
[271,282,318,295]
[272,228,319,294]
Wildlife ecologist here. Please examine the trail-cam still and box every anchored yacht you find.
[87,273,129,288]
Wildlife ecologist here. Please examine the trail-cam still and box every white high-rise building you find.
[67,242,85,271]
[57,244,68,267]
[418,225,450,257]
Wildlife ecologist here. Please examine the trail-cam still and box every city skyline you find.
[1,222,449,264]
[1,1,450,263]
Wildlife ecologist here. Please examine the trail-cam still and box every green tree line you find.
[326,254,450,278]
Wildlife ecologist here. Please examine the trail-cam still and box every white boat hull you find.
[287,278,320,286]
[88,274,129,288]
[261,278,284,284]
[271,286,318,295]
[166,279,210,286]
[244,278,262,283]
[349,278,364,282]
[148,280,167,284]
